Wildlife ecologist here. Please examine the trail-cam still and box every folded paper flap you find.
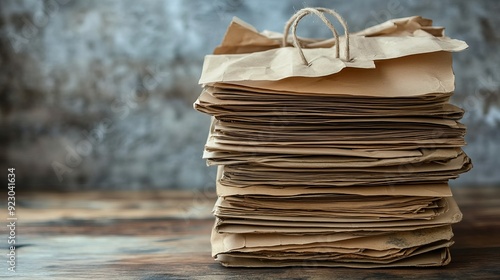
[213,17,282,55]
[200,16,467,84]
[201,43,374,84]
[354,16,438,37]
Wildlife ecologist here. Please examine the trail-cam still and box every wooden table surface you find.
[1,186,499,279]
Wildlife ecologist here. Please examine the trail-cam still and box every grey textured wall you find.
[1,0,499,190]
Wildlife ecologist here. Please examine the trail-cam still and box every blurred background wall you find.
[1,0,499,191]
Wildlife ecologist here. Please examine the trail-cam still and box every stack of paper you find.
[195,12,471,267]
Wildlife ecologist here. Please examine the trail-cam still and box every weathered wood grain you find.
[1,187,499,279]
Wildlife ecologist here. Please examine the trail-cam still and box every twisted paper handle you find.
[283,7,351,65]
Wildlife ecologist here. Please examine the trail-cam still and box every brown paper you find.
[194,8,470,268]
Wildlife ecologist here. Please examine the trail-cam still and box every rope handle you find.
[282,7,351,65]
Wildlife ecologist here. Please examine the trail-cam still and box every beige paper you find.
[194,8,470,268]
